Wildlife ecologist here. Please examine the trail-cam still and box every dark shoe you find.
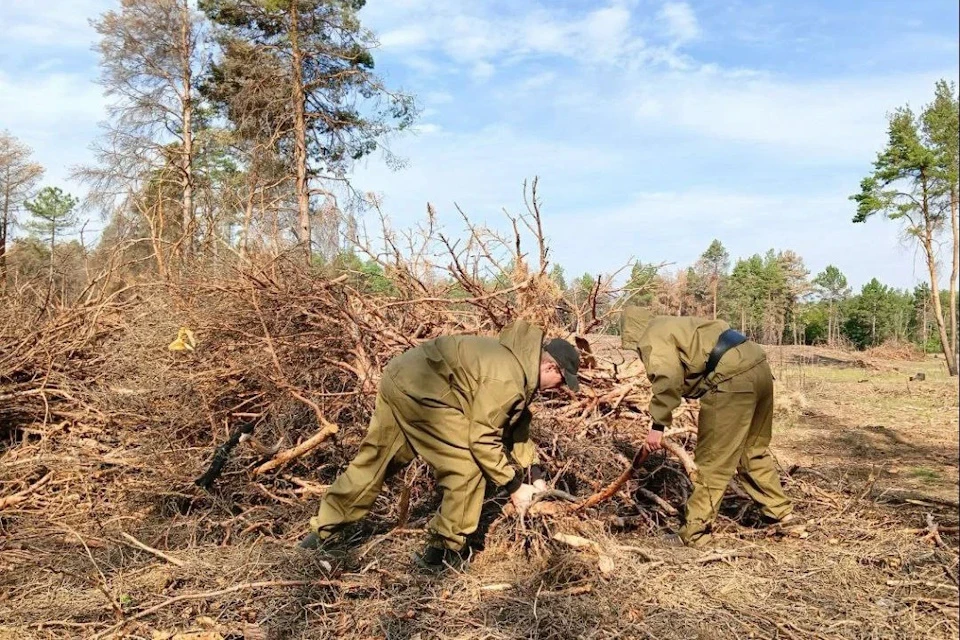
[298,532,321,549]
[412,545,466,573]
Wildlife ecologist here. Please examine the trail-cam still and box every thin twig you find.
[119,532,185,567]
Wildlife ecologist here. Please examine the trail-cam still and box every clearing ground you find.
[1,345,958,640]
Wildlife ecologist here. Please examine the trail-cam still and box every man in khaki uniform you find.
[301,320,580,570]
[621,307,793,547]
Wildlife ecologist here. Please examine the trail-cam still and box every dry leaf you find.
[597,554,615,576]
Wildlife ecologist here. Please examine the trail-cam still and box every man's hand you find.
[645,429,664,451]
[510,483,539,512]
[532,478,548,492]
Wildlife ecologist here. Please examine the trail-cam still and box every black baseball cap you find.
[543,338,580,392]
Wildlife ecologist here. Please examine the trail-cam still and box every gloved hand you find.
[532,478,548,492]
[510,482,539,511]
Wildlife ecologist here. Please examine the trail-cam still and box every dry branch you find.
[255,422,339,474]
[637,487,679,516]
[0,472,52,510]
[875,489,960,510]
[688,549,763,565]
[538,584,594,598]
[118,532,185,567]
[663,440,699,480]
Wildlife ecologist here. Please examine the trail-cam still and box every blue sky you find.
[1,0,958,290]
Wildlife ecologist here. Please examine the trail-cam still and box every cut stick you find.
[875,489,959,510]
[637,487,678,516]
[286,476,330,495]
[119,532,185,567]
[539,584,593,598]
[255,423,339,474]
[662,440,698,480]
[528,489,579,508]
[688,549,760,565]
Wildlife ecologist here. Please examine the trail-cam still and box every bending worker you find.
[300,320,580,571]
[620,307,794,547]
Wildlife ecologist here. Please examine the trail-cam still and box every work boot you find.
[412,545,467,573]
[297,532,350,573]
[298,531,321,549]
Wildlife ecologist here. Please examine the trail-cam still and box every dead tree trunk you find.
[949,184,958,372]
[179,0,195,261]
[920,172,957,375]
[290,2,311,265]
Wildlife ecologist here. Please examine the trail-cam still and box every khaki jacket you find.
[386,321,543,486]
[621,307,766,428]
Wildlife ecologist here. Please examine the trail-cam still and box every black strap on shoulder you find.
[704,328,748,378]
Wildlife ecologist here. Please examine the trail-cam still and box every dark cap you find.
[543,338,580,392]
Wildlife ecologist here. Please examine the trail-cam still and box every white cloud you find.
[523,19,569,53]
[471,61,496,81]
[424,91,454,104]
[583,5,633,54]
[410,123,442,135]
[361,1,648,70]
[379,25,430,48]
[0,0,112,48]
[622,68,949,158]
[519,71,557,91]
[0,70,105,201]
[659,2,700,45]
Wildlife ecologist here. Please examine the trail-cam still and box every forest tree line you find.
[0,1,957,370]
